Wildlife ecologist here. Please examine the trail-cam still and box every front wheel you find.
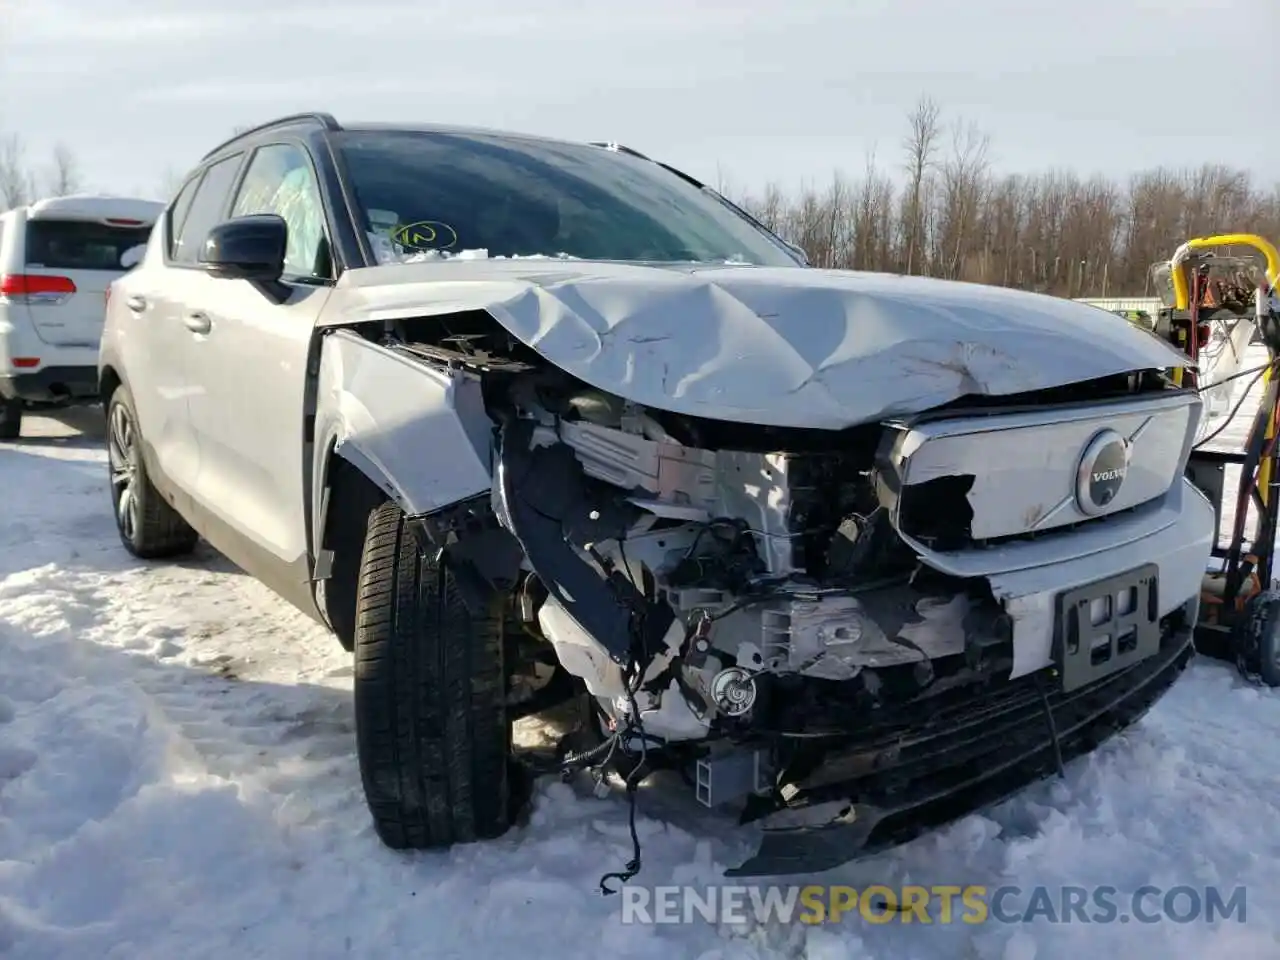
[106,385,198,559]
[353,500,515,849]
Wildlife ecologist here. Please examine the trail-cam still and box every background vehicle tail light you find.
[0,274,77,305]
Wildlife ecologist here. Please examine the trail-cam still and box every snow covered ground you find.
[2,367,1280,960]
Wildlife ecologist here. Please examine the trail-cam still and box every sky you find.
[2,0,1277,202]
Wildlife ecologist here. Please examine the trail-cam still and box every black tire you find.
[106,385,199,559]
[0,398,22,440]
[1257,597,1280,688]
[353,500,513,849]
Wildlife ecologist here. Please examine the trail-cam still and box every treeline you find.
[732,97,1280,298]
[0,134,83,208]
[5,106,1276,299]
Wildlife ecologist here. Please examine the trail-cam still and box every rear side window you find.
[172,154,244,265]
[23,220,153,271]
[166,175,201,258]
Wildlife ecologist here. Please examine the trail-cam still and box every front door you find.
[179,142,335,613]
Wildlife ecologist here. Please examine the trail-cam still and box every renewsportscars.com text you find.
[620,884,1248,926]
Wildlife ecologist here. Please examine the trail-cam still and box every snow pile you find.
[1,403,1279,958]
[364,229,583,265]
[364,235,756,266]
[401,248,581,263]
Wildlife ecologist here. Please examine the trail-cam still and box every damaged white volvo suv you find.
[99,113,1214,880]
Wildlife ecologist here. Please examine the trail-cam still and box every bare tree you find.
[44,142,82,196]
[855,148,895,271]
[157,164,188,200]
[713,162,734,197]
[901,96,941,275]
[937,118,991,280]
[0,137,88,207]
[0,134,36,209]
[729,97,1280,299]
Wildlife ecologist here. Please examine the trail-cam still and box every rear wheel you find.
[106,385,198,559]
[0,398,22,440]
[353,500,514,848]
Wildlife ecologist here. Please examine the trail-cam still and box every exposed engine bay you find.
[492,373,1019,742]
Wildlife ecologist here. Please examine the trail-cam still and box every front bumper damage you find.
[723,481,1212,877]
[477,388,1215,879]
[728,615,1194,876]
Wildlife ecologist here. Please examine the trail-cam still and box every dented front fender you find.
[310,330,495,551]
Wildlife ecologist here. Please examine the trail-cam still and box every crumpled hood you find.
[331,259,1190,429]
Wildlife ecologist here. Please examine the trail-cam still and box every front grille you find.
[877,391,1202,549]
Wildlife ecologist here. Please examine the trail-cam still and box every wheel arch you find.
[315,448,388,651]
[99,367,170,490]
[99,364,123,406]
[310,330,505,650]
[315,442,510,652]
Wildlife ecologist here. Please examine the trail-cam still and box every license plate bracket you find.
[1052,564,1160,693]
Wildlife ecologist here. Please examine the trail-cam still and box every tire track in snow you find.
[0,417,747,960]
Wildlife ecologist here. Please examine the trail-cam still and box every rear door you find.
[109,163,242,506]
[20,214,155,348]
[130,154,246,510]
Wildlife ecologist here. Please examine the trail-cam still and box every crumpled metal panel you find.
[326,259,1190,428]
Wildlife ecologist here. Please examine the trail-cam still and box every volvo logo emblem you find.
[1076,429,1130,515]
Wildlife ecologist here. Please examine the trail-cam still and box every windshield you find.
[334,130,799,267]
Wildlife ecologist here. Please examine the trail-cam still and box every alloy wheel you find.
[108,402,140,541]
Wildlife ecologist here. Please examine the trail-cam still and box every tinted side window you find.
[173,154,243,265]
[166,175,201,259]
[231,143,331,280]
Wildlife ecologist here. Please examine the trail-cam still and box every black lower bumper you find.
[726,621,1195,877]
[0,366,99,404]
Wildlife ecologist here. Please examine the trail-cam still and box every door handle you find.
[126,295,147,313]
[183,311,212,334]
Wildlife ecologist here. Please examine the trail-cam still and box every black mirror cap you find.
[199,214,287,282]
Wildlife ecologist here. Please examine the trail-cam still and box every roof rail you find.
[201,112,342,160]
[589,141,651,161]
[591,140,800,258]
[590,141,708,189]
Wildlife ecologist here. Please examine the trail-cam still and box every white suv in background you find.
[0,194,163,438]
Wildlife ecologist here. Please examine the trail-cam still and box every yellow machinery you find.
[1151,234,1280,684]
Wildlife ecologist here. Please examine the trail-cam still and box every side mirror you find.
[783,240,809,266]
[199,214,286,282]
